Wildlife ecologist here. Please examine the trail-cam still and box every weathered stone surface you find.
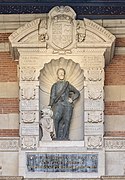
[105,137,125,151]
[0,177,23,180]
[101,176,125,180]
[24,179,100,180]
[0,138,19,151]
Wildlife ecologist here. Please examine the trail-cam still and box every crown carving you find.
[49,6,76,20]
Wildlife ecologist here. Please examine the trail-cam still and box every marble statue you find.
[49,68,80,140]
[40,107,55,141]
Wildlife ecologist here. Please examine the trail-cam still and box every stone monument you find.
[9,6,115,179]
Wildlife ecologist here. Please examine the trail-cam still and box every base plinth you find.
[19,141,105,179]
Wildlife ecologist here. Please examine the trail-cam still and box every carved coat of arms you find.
[51,15,73,49]
[48,6,76,50]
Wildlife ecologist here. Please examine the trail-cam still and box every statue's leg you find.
[53,103,63,139]
[63,105,73,139]
[58,119,64,139]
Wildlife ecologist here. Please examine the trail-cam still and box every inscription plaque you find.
[84,99,104,111]
[27,153,98,173]
[85,124,103,135]
[21,124,39,136]
[21,100,39,110]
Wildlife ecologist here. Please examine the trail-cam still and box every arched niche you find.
[39,57,84,140]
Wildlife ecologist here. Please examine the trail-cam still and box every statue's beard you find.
[58,76,65,80]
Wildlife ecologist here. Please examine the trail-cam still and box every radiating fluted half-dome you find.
[39,57,84,93]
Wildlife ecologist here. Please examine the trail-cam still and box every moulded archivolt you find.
[39,57,84,93]
[84,18,115,42]
[9,18,41,43]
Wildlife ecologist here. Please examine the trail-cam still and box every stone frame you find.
[9,6,115,178]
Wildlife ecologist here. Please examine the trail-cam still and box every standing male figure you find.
[49,68,80,140]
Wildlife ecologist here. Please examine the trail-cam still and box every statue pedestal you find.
[19,141,105,179]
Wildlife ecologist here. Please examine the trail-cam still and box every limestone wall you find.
[0,152,19,176]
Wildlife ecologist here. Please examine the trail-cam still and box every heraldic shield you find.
[48,6,76,49]
[51,18,73,49]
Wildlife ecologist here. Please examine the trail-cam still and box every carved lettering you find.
[27,153,98,172]
[85,124,103,135]
[21,124,39,136]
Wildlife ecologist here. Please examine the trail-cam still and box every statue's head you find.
[57,68,66,80]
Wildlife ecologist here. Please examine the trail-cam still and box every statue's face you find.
[57,69,65,80]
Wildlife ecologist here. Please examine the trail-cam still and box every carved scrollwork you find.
[21,87,36,100]
[88,112,103,123]
[88,68,103,81]
[21,67,36,81]
[21,111,36,123]
[76,20,86,43]
[88,88,102,100]
[0,138,19,151]
[105,138,125,150]
[38,18,48,43]
[87,136,103,148]
[39,33,48,42]
[21,136,37,150]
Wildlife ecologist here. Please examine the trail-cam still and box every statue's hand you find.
[68,97,73,103]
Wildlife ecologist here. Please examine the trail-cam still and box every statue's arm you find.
[49,84,56,107]
[69,84,80,101]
